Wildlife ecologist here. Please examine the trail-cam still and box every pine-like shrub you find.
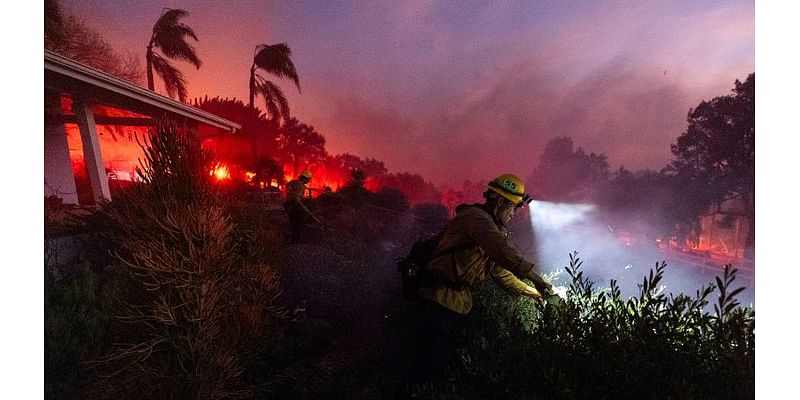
[90,121,285,399]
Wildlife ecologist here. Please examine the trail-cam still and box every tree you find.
[146,8,201,102]
[529,137,609,201]
[194,97,282,184]
[45,0,65,47]
[248,43,301,121]
[45,0,143,83]
[319,154,389,190]
[668,73,755,256]
[595,167,684,240]
[275,118,327,177]
[380,172,442,205]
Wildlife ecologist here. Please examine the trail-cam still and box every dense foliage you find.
[45,121,286,399]
[415,253,755,399]
[668,73,755,254]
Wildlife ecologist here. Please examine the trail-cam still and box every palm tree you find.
[146,8,201,102]
[248,43,301,121]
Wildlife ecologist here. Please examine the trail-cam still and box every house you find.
[697,195,752,263]
[44,50,240,206]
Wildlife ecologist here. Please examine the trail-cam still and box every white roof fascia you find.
[45,50,240,132]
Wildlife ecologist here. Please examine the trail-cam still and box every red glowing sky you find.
[63,0,754,185]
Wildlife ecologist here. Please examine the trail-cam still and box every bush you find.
[45,263,127,399]
[417,254,755,399]
[87,121,285,399]
[410,202,449,237]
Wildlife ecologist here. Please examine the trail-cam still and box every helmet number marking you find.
[502,179,518,193]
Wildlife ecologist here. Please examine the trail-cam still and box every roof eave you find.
[44,50,240,132]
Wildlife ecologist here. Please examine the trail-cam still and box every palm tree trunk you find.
[248,65,256,109]
[146,47,154,91]
[248,64,259,170]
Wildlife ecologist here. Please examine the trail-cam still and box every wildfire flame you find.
[210,163,230,180]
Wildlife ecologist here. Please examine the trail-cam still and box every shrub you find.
[89,121,285,399]
[417,254,755,399]
[45,263,127,399]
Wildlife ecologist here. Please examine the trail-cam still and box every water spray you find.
[523,199,754,306]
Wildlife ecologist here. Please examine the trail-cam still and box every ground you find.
[248,240,414,399]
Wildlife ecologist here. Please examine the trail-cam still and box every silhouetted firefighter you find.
[399,174,558,386]
[283,170,320,243]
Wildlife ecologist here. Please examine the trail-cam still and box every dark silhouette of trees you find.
[529,137,610,201]
[320,154,388,189]
[668,73,755,256]
[595,167,685,240]
[276,118,327,177]
[45,0,65,46]
[248,43,301,121]
[193,97,283,185]
[45,0,143,83]
[379,172,442,205]
[146,8,201,102]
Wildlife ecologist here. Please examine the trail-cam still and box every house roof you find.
[44,50,240,132]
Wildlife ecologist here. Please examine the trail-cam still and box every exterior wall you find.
[697,195,751,261]
[44,91,79,204]
[698,213,749,260]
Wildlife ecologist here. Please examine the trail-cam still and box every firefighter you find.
[283,170,319,243]
[409,173,555,385]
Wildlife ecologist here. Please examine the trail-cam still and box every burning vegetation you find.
[46,116,754,398]
[45,1,755,396]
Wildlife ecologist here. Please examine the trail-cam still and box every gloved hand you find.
[533,281,554,295]
[523,286,543,299]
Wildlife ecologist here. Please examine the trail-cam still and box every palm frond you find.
[253,43,300,92]
[255,76,289,121]
[153,8,190,34]
[151,53,188,102]
[155,28,201,68]
[152,8,201,68]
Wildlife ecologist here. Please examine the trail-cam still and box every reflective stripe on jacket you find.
[418,204,536,314]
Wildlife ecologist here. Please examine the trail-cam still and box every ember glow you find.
[210,163,230,181]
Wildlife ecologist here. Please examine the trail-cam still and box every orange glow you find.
[245,171,256,181]
[270,179,279,188]
[211,163,231,180]
[63,95,154,182]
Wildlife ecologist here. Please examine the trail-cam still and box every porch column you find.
[73,97,111,202]
[44,90,79,204]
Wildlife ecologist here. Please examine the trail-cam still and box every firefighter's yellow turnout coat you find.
[418,204,541,314]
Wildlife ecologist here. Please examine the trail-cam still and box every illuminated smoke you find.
[527,200,754,308]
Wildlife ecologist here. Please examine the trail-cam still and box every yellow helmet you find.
[300,170,312,180]
[488,174,528,205]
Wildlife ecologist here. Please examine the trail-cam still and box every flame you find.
[210,163,230,180]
